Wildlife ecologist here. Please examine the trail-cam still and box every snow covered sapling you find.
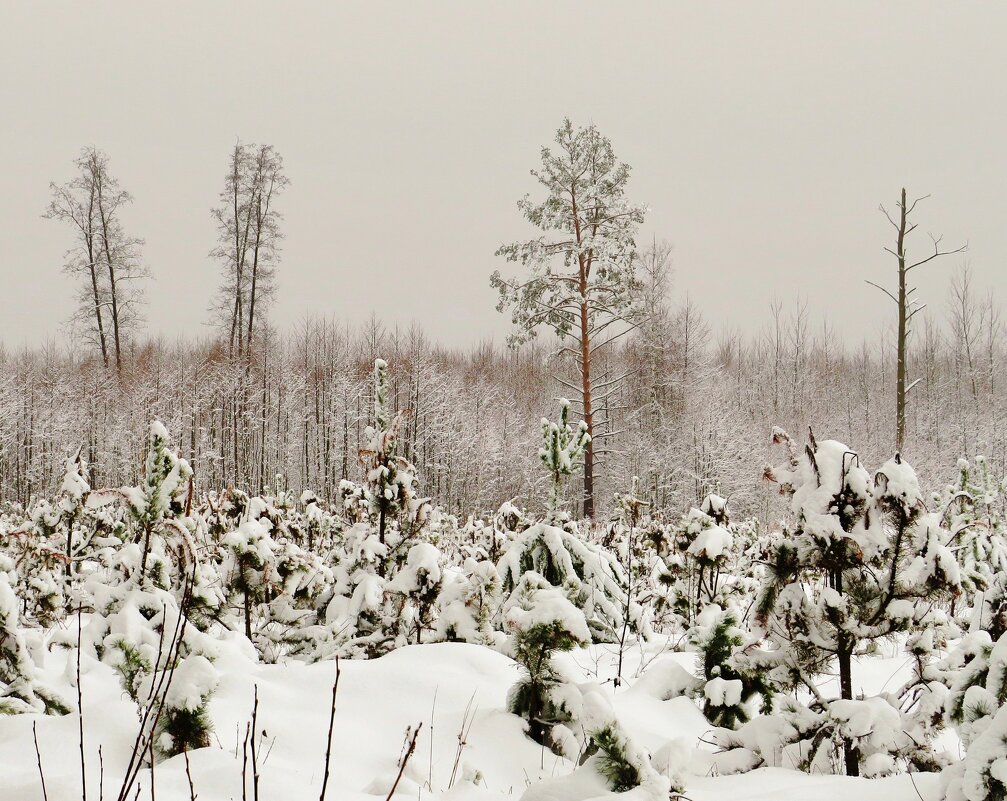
[938,489,1007,801]
[672,495,735,628]
[751,429,961,776]
[505,572,590,747]
[58,447,92,578]
[124,421,195,587]
[940,456,1007,605]
[434,558,503,646]
[498,521,634,643]
[0,568,67,715]
[690,605,771,729]
[223,515,278,640]
[539,398,590,519]
[386,542,442,645]
[359,358,425,548]
[611,478,649,688]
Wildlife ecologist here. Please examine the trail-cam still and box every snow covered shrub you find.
[385,541,442,644]
[498,522,636,642]
[523,686,675,800]
[54,422,222,758]
[690,604,772,729]
[294,489,339,552]
[938,629,1007,800]
[504,571,590,747]
[6,503,68,626]
[357,358,428,550]
[937,527,1007,801]
[4,450,104,624]
[222,513,279,640]
[667,495,736,628]
[938,456,1007,606]
[121,421,196,585]
[434,557,503,646]
[256,539,334,660]
[737,429,961,776]
[0,566,67,715]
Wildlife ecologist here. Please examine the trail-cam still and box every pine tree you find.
[538,398,590,519]
[747,428,961,776]
[358,359,425,548]
[493,119,646,518]
[0,567,67,715]
[434,557,503,646]
[504,572,590,747]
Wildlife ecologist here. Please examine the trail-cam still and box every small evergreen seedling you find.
[505,573,590,746]
[539,399,590,518]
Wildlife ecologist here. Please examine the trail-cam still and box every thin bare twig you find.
[78,606,87,801]
[319,658,341,801]
[385,723,423,801]
[183,748,197,801]
[34,721,49,801]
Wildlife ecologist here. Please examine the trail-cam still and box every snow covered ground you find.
[2,629,948,801]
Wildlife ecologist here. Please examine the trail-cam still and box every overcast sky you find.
[1,2,1004,350]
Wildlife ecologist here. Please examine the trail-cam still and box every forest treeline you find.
[0,259,1001,521]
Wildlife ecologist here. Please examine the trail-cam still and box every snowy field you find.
[5,630,948,801]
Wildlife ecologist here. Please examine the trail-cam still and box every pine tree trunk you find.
[580,296,594,519]
[837,641,859,776]
[833,568,859,776]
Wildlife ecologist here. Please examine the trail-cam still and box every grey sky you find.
[1,2,1004,350]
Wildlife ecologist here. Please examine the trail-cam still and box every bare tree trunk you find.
[84,186,110,368]
[96,175,123,374]
[873,187,964,454]
[895,188,907,452]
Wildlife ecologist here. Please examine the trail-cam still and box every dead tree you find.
[868,188,965,452]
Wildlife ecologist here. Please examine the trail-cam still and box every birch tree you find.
[492,119,645,519]
[46,148,147,371]
[211,142,288,359]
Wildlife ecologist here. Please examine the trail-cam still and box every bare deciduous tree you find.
[868,188,965,452]
[46,148,147,371]
[211,142,288,360]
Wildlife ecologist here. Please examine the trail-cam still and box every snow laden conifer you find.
[5,450,97,625]
[0,563,68,715]
[434,557,504,646]
[70,422,222,759]
[717,429,961,776]
[939,627,1007,800]
[939,485,1007,801]
[319,359,439,657]
[539,398,590,520]
[385,542,443,645]
[665,495,737,629]
[119,421,195,587]
[939,455,1007,605]
[498,405,634,642]
[690,604,772,730]
[504,571,590,747]
[359,358,426,549]
[222,511,280,641]
[498,521,635,643]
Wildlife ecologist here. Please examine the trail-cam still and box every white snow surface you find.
[1,631,947,801]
